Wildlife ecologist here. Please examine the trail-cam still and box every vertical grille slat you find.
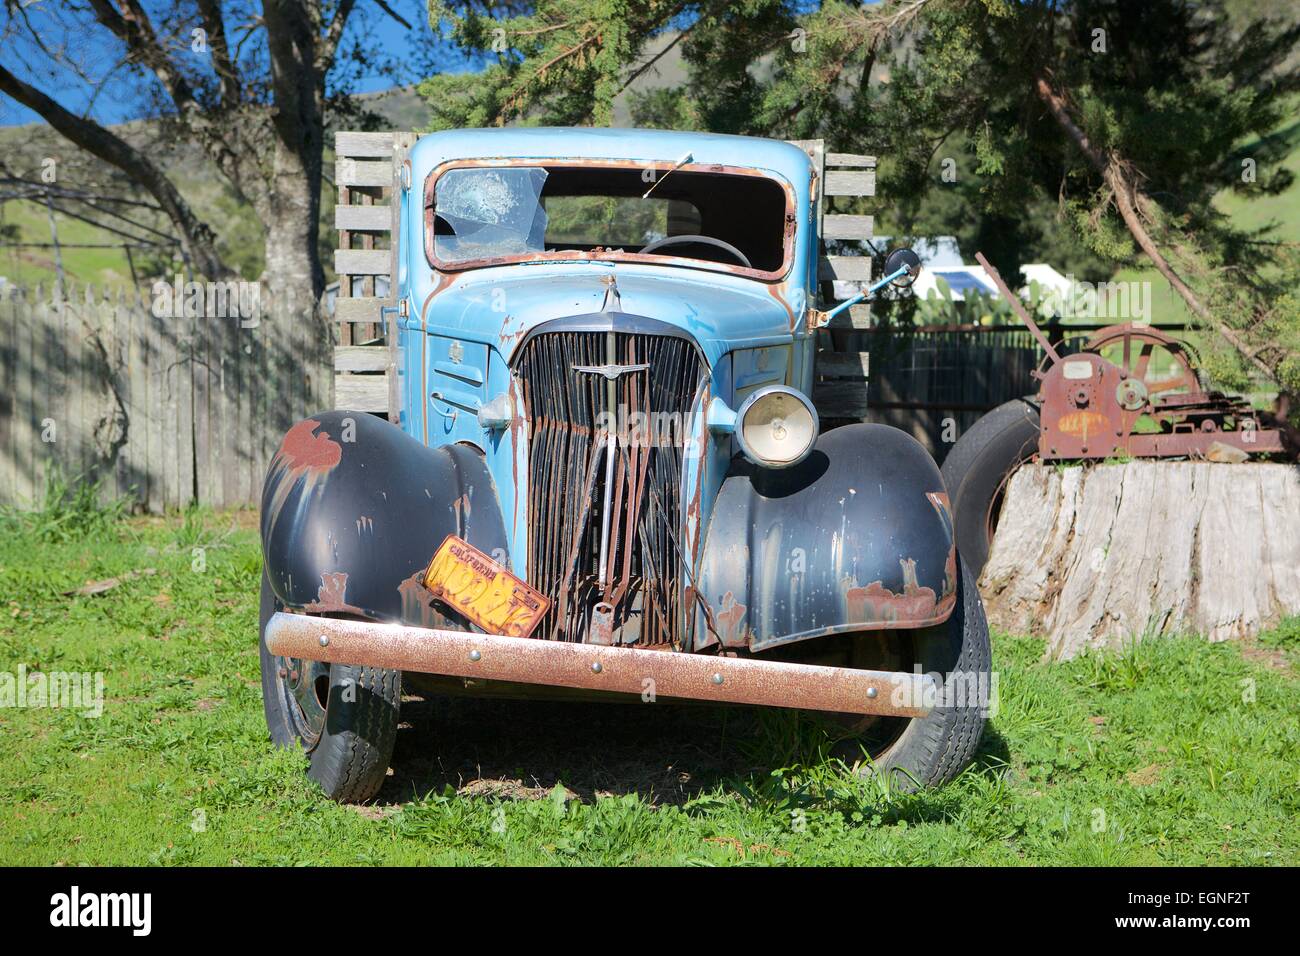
[516,329,704,647]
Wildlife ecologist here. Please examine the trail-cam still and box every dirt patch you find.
[1125,763,1166,787]
[458,778,577,802]
[1239,636,1292,675]
[350,804,395,821]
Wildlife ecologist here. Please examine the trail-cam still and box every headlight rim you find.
[734,385,820,469]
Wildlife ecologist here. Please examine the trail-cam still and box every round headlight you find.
[735,386,819,468]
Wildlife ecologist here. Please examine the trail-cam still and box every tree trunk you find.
[980,461,1300,658]
[262,0,328,323]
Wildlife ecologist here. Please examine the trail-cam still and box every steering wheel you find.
[638,234,752,269]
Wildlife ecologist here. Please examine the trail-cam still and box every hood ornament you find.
[572,362,650,380]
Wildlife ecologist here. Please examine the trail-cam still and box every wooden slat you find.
[823,214,873,241]
[335,345,391,372]
[826,153,876,168]
[812,381,870,419]
[335,204,392,231]
[334,374,389,412]
[336,158,392,188]
[233,317,250,509]
[164,315,182,509]
[818,256,872,282]
[824,304,873,330]
[335,297,385,323]
[814,352,870,379]
[824,170,875,197]
[145,308,165,512]
[126,294,149,506]
[253,309,273,492]
[334,249,391,275]
[336,131,396,158]
[0,294,14,502]
[110,292,131,500]
[14,296,36,504]
[40,295,62,498]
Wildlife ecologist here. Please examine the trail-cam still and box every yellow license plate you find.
[423,535,550,638]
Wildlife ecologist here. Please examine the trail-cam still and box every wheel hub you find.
[279,654,330,745]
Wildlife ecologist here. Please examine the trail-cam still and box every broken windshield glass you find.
[432,167,549,263]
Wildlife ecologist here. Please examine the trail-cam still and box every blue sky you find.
[0,0,471,127]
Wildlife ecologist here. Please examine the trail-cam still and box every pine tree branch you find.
[1034,73,1280,385]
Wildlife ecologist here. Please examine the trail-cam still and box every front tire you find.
[259,572,401,802]
[855,557,992,789]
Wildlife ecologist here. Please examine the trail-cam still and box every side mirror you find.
[817,246,924,327]
[884,248,922,288]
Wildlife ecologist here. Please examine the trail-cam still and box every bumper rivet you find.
[319,635,330,648]
[712,673,724,685]
[866,687,879,699]
[469,649,482,662]
[591,661,603,674]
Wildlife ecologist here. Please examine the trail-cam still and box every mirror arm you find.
[822,264,913,322]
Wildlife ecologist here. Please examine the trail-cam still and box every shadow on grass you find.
[378,692,1015,820]
[380,694,760,807]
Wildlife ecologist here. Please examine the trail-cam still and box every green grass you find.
[0,510,1296,866]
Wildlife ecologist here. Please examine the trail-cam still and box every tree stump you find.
[980,461,1300,659]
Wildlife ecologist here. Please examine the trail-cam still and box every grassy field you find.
[0,505,1297,866]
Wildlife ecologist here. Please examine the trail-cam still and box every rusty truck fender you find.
[695,423,958,652]
[260,410,508,625]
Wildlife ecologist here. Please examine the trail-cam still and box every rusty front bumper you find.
[264,612,936,718]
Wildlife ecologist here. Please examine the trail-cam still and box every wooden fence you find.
[0,284,329,512]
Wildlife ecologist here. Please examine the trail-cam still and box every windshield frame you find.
[422,158,796,282]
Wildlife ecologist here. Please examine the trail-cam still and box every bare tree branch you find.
[0,60,229,276]
[196,0,243,105]
[371,0,411,30]
[318,0,358,73]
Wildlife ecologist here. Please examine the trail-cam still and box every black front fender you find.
[260,411,508,625]
[696,423,957,652]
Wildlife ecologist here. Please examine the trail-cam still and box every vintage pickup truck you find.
[259,128,990,802]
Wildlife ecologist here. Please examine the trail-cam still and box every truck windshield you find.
[426,163,789,275]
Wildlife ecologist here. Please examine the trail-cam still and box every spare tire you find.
[940,399,1041,578]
